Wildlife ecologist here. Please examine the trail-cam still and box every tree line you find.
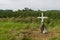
[0,8,60,19]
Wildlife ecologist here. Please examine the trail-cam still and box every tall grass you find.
[0,21,41,40]
[0,18,60,40]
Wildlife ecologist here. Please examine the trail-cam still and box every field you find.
[0,10,60,40]
[0,19,60,40]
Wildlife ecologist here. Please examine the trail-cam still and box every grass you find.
[0,21,60,40]
[0,22,40,40]
[0,22,26,40]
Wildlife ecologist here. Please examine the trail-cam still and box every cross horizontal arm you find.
[43,17,48,18]
[37,17,48,18]
[37,17,42,18]
[37,13,48,23]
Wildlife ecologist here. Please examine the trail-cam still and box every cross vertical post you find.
[37,12,48,34]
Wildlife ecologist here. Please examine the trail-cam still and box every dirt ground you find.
[8,27,60,40]
[14,27,60,40]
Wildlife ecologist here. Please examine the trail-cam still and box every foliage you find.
[0,8,60,40]
[0,8,60,19]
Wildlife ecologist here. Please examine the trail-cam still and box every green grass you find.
[0,21,60,40]
[0,22,40,40]
[0,22,26,40]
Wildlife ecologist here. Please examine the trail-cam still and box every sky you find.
[0,0,60,11]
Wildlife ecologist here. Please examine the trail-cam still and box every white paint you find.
[43,28,47,34]
[37,13,48,23]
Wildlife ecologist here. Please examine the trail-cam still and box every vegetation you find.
[0,8,60,19]
[0,8,60,40]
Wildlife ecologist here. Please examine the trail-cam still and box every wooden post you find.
[37,13,48,34]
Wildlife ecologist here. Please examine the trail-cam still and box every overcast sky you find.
[0,0,60,11]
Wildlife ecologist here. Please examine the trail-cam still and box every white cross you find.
[37,13,48,23]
